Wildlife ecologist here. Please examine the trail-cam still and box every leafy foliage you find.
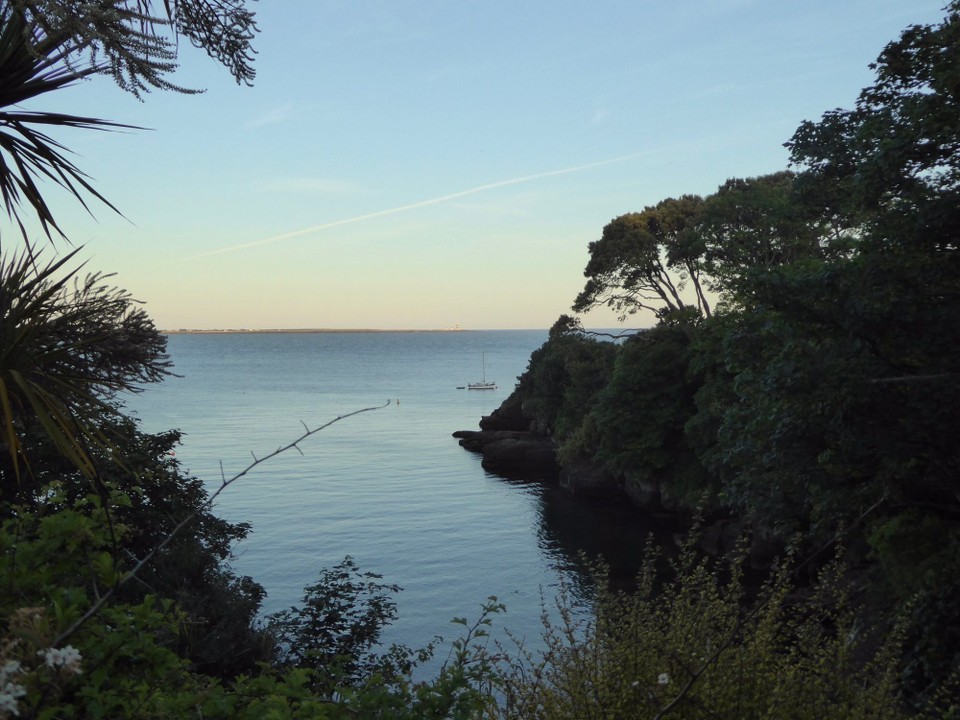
[573,195,711,321]
[0,4,129,240]
[493,537,941,720]
[697,171,833,300]
[0,482,509,719]
[516,315,617,442]
[786,1,960,251]
[591,319,709,507]
[269,556,412,691]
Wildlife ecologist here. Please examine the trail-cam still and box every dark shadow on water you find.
[486,470,686,603]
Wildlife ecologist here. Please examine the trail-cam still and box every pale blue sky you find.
[19,0,948,329]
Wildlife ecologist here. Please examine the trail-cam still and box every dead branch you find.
[53,400,391,647]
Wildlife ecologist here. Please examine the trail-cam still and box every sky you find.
[12,0,950,330]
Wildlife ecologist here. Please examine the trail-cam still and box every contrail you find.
[182,150,652,261]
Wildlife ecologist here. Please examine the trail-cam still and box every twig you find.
[580,328,647,340]
[53,400,391,647]
[870,372,954,384]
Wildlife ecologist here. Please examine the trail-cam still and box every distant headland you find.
[162,327,469,334]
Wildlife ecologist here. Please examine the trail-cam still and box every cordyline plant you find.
[0,0,257,240]
[0,243,171,487]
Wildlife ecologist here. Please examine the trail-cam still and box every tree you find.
[697,171,831,300]
[591,318,709,508]
[0,0,257,239]
[751,0,960,533]
[573,195,711,321]
[516,315,618,442]
[786,0,960,254]
[556,3,960,698]
[268,557,411,693]
[710,5,960,696]
[1,0,257,478]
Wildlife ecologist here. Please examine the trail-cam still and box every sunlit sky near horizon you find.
[12,0,949,330]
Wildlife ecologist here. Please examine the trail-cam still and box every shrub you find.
[493,533,919,720]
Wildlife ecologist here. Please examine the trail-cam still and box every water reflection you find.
[487,471,684,603]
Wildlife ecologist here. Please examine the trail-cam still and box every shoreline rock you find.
[453,429,559,479]
[453,393,561,479]
[559,461,622,499]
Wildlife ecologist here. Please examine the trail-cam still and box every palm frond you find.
[0,111,130,238]
[0,4,136,241]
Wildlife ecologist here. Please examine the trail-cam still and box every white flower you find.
[658,672,670,685]
[3,682,26,698]
[39,646,83,675]
[631,680,640,689]
[0,660,21,682]
[0,681,27,717]
[0,694,20,717]
[40,648,58,668]
[58,646,82,675]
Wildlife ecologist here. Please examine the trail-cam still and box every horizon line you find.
[161,327,544,334]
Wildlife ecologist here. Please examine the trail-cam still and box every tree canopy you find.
[525,1,960,700]
[573,195,711,321]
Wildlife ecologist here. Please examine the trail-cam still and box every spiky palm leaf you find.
[0,1,257,240]
[0,4,130,240]
[0,243,171,486]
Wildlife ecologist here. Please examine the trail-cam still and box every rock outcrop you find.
[559,461,622,499]
[453,429,558,478]
[453,394,558,479]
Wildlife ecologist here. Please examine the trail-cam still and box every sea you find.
[124,330,673,669]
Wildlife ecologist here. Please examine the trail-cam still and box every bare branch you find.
[871,372,954,384]
[580,328,647,340]
[53,400,391,647]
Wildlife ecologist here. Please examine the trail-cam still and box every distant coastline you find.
[162,328,470,334]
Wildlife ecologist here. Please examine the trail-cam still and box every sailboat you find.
[467,353,497,390]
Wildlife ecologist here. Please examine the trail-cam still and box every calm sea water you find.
[124,330,671,664]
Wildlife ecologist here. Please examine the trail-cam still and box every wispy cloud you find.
[589,108,610,126]
[182,150,656,261]
[246,104,294,128]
